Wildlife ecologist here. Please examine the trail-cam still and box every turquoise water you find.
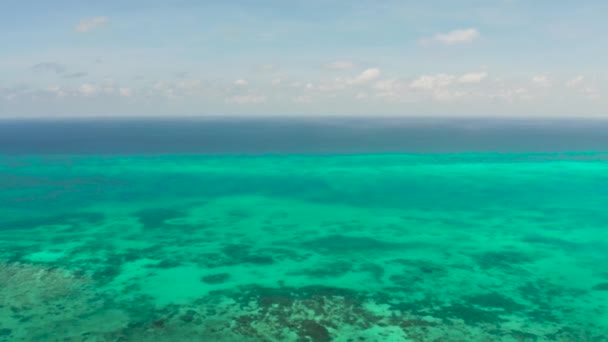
[1,153,608,341]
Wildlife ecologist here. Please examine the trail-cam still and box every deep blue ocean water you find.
[2,117,608,154]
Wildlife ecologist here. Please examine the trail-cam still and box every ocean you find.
[1,118,607,341]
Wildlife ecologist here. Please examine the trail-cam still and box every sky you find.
[0,0,607,118]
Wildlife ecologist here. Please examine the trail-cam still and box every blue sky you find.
[1,0,606,117]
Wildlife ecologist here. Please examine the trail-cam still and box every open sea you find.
[1,118,608,341]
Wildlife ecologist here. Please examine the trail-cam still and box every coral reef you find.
[1,154,608,340]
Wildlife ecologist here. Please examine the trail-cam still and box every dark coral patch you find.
[510,330,539,341]
[592,283,608,291]
[301,235,403,254]
[220,244,275,265]
[135,208,185,230]
[473,250,534,270]
[292,261,353,278]
[439,303,506,325]
[201,273,230,284]
[2,212,105,231]
[298,320,331,342]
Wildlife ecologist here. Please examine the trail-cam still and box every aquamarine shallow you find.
[1,153,607,341]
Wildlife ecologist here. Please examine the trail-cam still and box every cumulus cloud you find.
[409,74,474,102]
[433,89,466,101]
[401,71,529,102]
[373,79,398,92]
[154,85,176,98]
[47,86,67,98]
[430,28,480,45]
[311,68,379,89]
[315,79,347,92]
[561,76,600,99]
[119,88,133,97]
[257,64,276,72]
[1,85,33,101]
[372,79,405,100]
[326,61,355,70]
[565,75,584,88]
[176,79,202,90]
[410,74,455,90]
[234,79,249,87]
[9,66,598,109]
[31,62,67,74]
[78,83,97,96]
[582,87,600,99]
[458,72,488,84]
[352,68,381,84]
[75,17,109,33]
[149,79,204,98]
[229,95,266,104]
[293,95,312,103]
[531,75,551,87]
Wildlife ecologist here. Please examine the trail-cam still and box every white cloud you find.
[234,79,248,87]
[458,72,488,84]
[561,76,600,99]
[431,28,480,45]
[311,69,379,89]
[229,95,266,104]
[176,80,202,90]
[316,79,347,92]
[373,79,398,92]
[153,81,166,91]
[326,61,355,70]
[410,74,455,90]
[352,68,381,84]
[433,89,466,101]
[565,75,584,88]
[293,95,312,103]
[582,87,600,100]
[75,17,109,33]
[47,86,67,98]
[79,83,97,96]
[258,64,276,72]
[531,75,551,87]
[404,72,529,102]
[149,79,204,98]
[372,73,489,102]
[119,88,133,97]
[372,79,405,99]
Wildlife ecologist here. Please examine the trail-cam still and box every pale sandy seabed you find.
[1,154,607,341]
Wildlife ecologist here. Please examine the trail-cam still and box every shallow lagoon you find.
[1,153,608,341]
